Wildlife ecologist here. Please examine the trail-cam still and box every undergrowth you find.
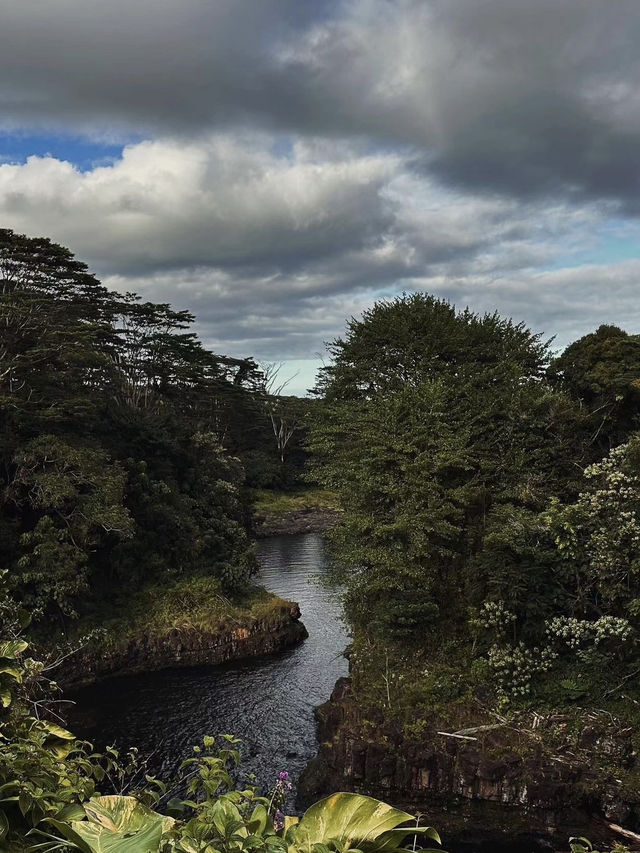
[251,487,341,518]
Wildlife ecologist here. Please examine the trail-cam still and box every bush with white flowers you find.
[487,642,558,700]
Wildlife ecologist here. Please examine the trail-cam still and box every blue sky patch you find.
[0,132,127,172]
[547,219,640,271]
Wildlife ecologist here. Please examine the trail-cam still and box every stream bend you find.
[69,533,349,804]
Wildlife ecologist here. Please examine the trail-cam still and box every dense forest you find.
[0,229,442,853]
[0,228,310,633]
[310,293,640,720]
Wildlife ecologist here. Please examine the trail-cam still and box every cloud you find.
[1,132,612,363]
[2,0,640,205]
[412,258,640,351]
[0,134,402,275]
[0,1,301,135]
[2,0,640,379]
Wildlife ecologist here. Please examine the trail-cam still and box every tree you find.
[549,324,640,452]
[0,228,114,419]
[310,293,564,639]
[545,436,640,616]
[260,363,305,464]
[5,436,132,619]
[313,292,548,401]
[0,228,262,621]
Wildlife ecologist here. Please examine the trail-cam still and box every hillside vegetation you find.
[310,294,640,737]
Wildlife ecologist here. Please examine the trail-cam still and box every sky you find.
[1,0,640,395]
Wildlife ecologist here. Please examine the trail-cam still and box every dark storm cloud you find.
[2,0,640,204]
[421,0,640,204]
[0,1,289,130]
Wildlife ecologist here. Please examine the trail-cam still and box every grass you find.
[59,575,296,651]
[251,486,341,518]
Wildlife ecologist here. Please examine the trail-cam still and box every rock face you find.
[62,604,308,687]
[298,677,640,849]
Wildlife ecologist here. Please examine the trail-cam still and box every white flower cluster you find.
[574,441,640,589]
[470,600,517,637]
[583,444,630,480]
[487,642,557,700]
[546,615,632,648]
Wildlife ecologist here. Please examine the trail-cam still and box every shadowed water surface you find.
[68,534,348,802]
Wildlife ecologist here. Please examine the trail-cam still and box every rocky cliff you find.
[299,677,640,851]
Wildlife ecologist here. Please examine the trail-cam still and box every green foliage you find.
[60,576,295,656]
[7,436,133,617]
[288,793,439,853]
[47,796,176,853]
[313,292,548,401]
[38,790,438,853]
[569,837,630,853]
[310,293,568,637]
[459,440,640,702]
[549,324,640,451]
[545,438,640,613]
[0,580,118,843]
[311,291,640,718]
[0,227,299,624]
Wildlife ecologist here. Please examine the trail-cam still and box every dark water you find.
[68,534,349,804]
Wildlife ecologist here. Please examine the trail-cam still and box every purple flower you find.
[274,810,285,831]
[278,771,289,780]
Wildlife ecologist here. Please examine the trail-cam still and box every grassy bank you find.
[252,487,340,516]
[40,575,308,687]
[44,575,297,653]
[250,487,341,536]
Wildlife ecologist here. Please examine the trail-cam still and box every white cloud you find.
[2,131,633,365]
[0,135,399,274]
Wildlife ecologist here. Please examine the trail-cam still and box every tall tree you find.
[0,229,262,620]
[310,293,581,638]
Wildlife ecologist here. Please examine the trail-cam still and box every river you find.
[67,533,349,809]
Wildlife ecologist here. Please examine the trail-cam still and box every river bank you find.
[298,675,640,850]
[61,599,307,687]
[250,488,342,537]
[52,575,308,688]
[55,496,339,687]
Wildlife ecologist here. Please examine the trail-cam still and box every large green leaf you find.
[56,803,88,822]
[42,722,76,740]
[48,816,164,853]
[41,721,78,758]
[0,639,28,660]
[367,826,441,853]
[83,795,175,835]
[0,664,22,682]
[291,793,439,853]
[48,795,175,853]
